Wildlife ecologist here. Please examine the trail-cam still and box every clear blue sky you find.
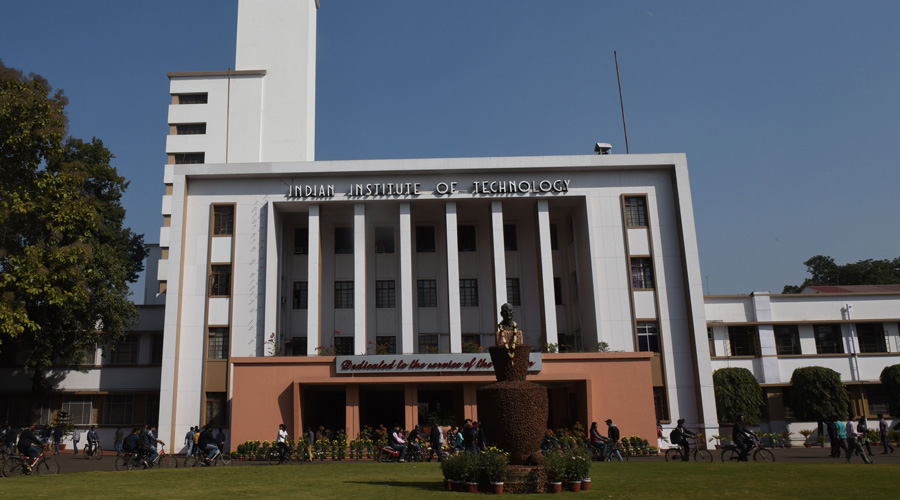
[3,0,898,299]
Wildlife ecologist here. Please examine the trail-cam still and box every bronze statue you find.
[496,303,524,364]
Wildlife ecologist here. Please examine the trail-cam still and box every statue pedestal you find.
[477,345,548,465]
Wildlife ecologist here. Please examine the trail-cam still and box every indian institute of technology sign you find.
[335,353,543,375]
[286,178,572,199]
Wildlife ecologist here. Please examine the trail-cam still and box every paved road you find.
[5,446,896,475]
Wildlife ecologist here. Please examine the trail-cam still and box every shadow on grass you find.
[346,480,443,492]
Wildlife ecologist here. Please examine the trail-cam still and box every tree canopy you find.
[713,367,764,424]
[787,366,849,422]
[0,59,146,388]
[880,364,900,417]
[782,255,900,293]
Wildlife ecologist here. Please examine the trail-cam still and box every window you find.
[458,225,476,252]
[209,265,232,296]
[504,224,517,251]
[814,324,844,354]
[62,396,93,425]
[376,280,396,308]
[462,334,481,350]
[559,331,582,352]
[334,281,354,309]
[205,393,226,426]
[460,279,478,307]
[416,226,435,253]
[103,395,134,425]
[208,327,229,360]
[212,205,234,235]
[549,224,559,250]
[637,321,660,352]
[293,281,308,309]
[375,336,397,354]
[653,387,670,422]
[175,123,206,135]
[334,337,353,356]
[290,337,308,356]
[554,277,563,305]
[334,227,353,254]
[624,196,648,227]
[774,325,801,355]
[707,327,715,356]
[145,395,160,425]
[865,385,889,415]
[173,152,205,164]
[630,257,654,289]
[175,93,208,104]
[150,335,164,364]
[506,278,521,306]
[417,280,437,307]
[375,226,395,253]
[856,323,886,353]
[728,326,758,356]
[294,227,308,254]
[419,334,439,353]
[110,335,139,364]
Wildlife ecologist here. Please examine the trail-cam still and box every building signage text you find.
[335,353,542,375]
[287,178,570,199]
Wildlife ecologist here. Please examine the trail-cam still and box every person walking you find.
[878,414,895,454]
[834,417,849,458]
[474,422,489,452]
[858,417,874,456]
[306,427,316,461]
[113,427,123,455]
[71,427,81,454]
[276,424,289,464]
[826,418,839,458]
[6,425,20,456]
[215,428,227,452]
[183,427,193,457]
[845,416,873,464]
[605,419,623,462]
[52,426,63,455]
[429,422,444,462]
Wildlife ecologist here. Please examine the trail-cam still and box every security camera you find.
[594,142,612,155]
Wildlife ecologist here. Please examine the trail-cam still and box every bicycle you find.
[150,445,178,468]
[1,448,60,477]
[665,437,713,462]
[115,450,149,471]
[184,447,232,467]
[82,441,103,460]
[720,437,775,462]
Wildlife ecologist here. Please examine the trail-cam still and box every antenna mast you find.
[614,51,630,154]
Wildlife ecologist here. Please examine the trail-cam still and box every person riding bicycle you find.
[16,423,42,471]
[388,423,407,462]
[589,422,608,458]
[199,425,222,465]
[145,425,165,464]
[86,425,100,457]
[670,418,696,462]
[407,424,424,457]
[276,424,289,464]
[732,414,757,462]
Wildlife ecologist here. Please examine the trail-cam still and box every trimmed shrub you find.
[879,364,900,417]
[713,367,764,424]
[788,366,849,422]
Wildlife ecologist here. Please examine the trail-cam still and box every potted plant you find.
[544,450,566,493]
[817,435,826,448]
[441,452,461,490]
[568,449,590,491]
[483,447,509,494]
[463,452,479,493]
[711,435,724,450]
[799,429,815,448]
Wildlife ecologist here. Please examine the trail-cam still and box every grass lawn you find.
[0,461,896,499]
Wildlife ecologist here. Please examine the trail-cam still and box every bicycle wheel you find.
[183,455,201,468]
[35,457,60,475]
[694,449,713,462]
[219,453,232,465]
[266,450,281,465]
[94,447,103,460]
[155,455,171,468]
[2,457,24,477]
[115,454,133,471]
[721,449,738,462]
[753,448,775,462]
[664,448,682,462]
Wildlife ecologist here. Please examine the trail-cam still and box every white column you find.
[752,293,781,384]
[537,200,558,345]
[263,201,279,355]
[490,201,507,313]
[446,202,462,353]
[306,204,321,356]
[399,203,414,354]
[353,204,367,355]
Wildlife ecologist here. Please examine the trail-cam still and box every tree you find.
[788,367,850,422]
[0,59,146,391]
[880,364,900,417]
[712,367,764,424]
[782,255,900,293]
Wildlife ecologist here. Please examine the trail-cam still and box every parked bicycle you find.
[1,448,60,477]
[184,447,232,467]
[720,437,775,462]
[665,437,713,462]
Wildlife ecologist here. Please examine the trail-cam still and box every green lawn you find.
[0,461,896,499]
